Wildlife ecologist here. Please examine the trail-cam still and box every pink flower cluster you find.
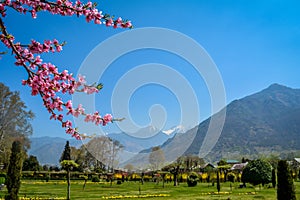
[0,0,132,28]
[0,0,131,139]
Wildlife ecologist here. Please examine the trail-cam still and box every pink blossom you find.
[72,104,85,117]
[106,18,113,26]
[57,114,63,121]
[65,100,72,110]
[103,113,113,125]
[84,114,93,122]
[0,0,130,140]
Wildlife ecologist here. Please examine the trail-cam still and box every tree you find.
[60,141,71,163]
[108,139,123,172]
[22,155,41,171]
[271,168,276,188]
[217,159,228,166]
[216,170,221,193]
[0,83,34,169]
[162,162,181,186]
[217,159,231,182]
[0,1,131,139]
[70,146,86,172]
[124,163,134,173]
[241,159,272,186]
[277,160,296,200]
[187,172,198,187]
[84,136,122,172]
[61,160,79,200]
[149,146,165,171]
[5,140,24,200]
[60,141,79,200]
[183,155,205,170]
[85,136,112,171]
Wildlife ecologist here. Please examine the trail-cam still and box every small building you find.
[231,162,248,172]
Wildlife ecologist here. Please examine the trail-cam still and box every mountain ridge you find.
[28,84,300,167]
[123,83,300,167]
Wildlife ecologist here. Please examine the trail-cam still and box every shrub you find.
[241,159,272,186]
[0,173,6,184]
[187,172,198,187]
[0,177,5,184]
[227,172,236,183]
[91,176,100,182]
[117,180,122,185]
[277,160,296,200]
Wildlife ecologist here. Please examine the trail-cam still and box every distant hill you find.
[28,137,83,166]
[28,125,181,166]
[108,125,182,152]
[123,84,300,167]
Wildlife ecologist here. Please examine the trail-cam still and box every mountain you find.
[28,137,83,166]
[200,83,300,161]
[28,125,178,166]
[162,125,186,135]
[122,84,300,167]
[108,125,179,153]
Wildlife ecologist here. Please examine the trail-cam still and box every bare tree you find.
[84,136,122,172]
[108,139,123,172]
[149,146,165,171]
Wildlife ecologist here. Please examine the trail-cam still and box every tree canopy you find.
[149,146,165,171]
[277,160,296,200]
[0,82,34,168]
[22,155,41,172]
[241,159,272,186]
[5,140,24,200]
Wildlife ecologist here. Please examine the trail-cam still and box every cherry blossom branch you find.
[0,0,132,28]
[0,0,130,139]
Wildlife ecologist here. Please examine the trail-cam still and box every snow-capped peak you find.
[162,125,185,135]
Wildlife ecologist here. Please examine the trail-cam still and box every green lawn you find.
[0,180,300,200]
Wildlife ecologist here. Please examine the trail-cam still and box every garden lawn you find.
[0,180,299,200]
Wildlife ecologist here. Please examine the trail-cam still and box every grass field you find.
[0,180,299,200]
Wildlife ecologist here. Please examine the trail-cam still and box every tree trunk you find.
[173,173,178,186]
[67,168,70,200]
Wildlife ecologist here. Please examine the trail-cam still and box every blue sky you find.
[1,0,300,139]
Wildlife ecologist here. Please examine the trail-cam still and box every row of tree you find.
[16,138,123,173]
[0,83,34,171]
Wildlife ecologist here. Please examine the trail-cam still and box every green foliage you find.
[241,159,272,186]
[5,140,24,200]
[60,160,79,169]
[187,172,198,187]
[0,83,34,168]
[277,160,296,200]
[0,177,5,184]
[22,155,41,171]
[217,159,228,166]
[60,141,71,163]
[91,176,100,182]
[227,172,236,183]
